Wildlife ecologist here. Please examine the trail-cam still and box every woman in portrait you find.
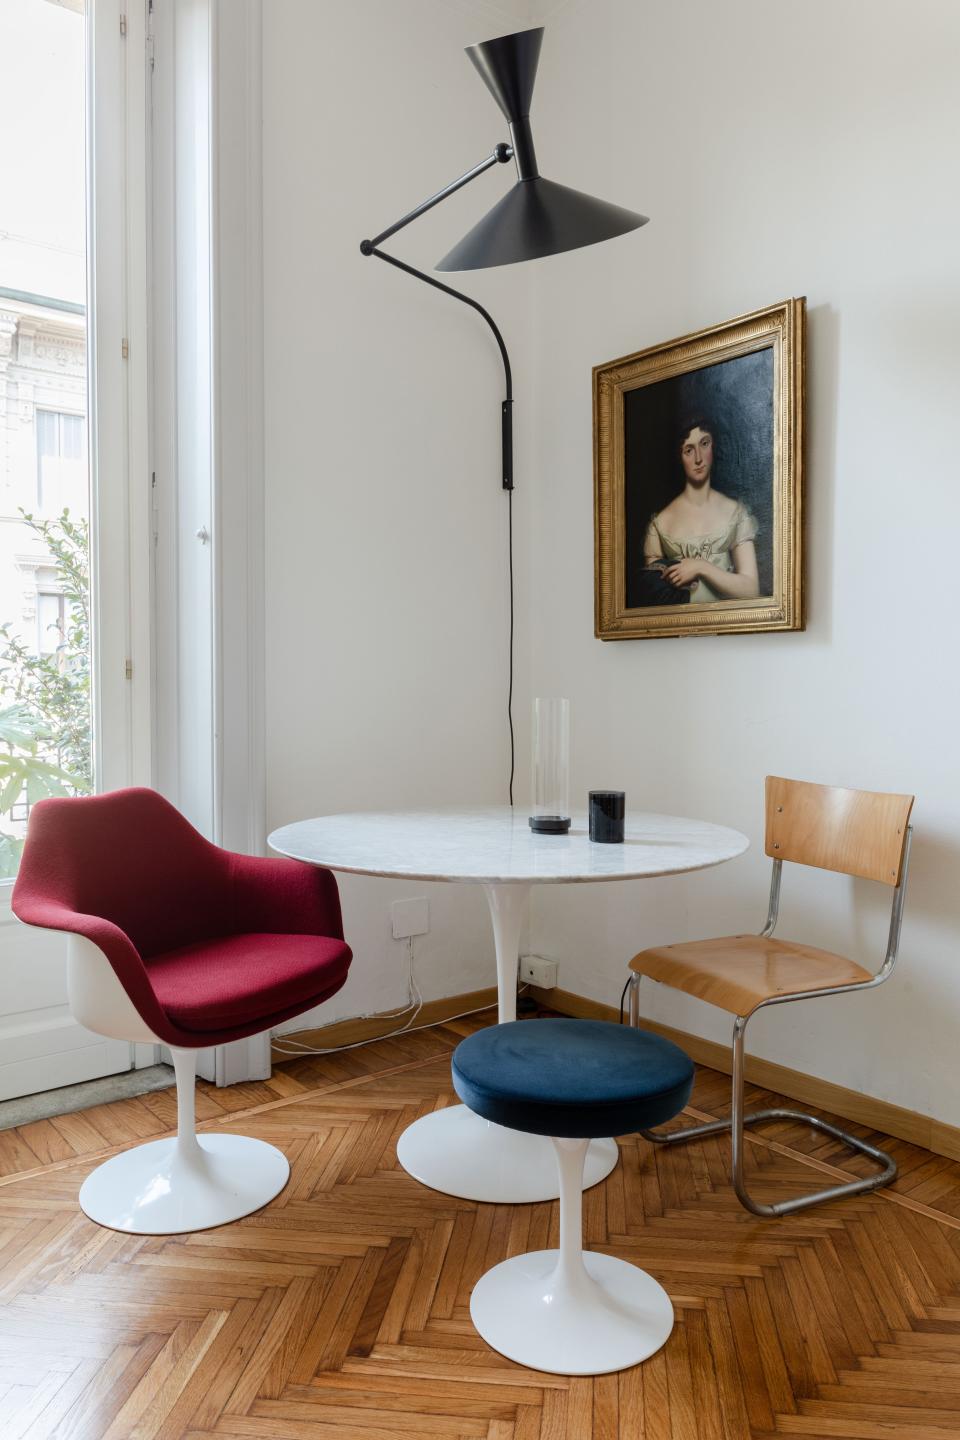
[643,417,761,604]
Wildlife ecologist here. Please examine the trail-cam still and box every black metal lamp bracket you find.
[360,146,515,490]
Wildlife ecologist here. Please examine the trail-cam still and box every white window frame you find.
[88,0,153,797]
[150,0,264,855]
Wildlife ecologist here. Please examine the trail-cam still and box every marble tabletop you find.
[268,807,748,885]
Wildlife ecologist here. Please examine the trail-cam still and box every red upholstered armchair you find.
[12,787,352,1235]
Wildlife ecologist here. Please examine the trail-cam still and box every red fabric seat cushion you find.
[147,932,352,1033]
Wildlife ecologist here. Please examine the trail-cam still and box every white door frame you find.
[211,0,266,864]
[150,0,268,1084]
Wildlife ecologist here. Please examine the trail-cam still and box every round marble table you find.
[268,808,748,1204]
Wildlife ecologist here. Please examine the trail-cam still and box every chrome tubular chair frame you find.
[628,827,913,1218]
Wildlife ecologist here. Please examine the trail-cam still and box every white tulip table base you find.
[396,1104,619,1203]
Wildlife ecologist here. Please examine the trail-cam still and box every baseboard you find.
[529,985,960,1165]
[271,986,498,1064]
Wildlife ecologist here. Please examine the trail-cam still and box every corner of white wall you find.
[522,0,960,1128]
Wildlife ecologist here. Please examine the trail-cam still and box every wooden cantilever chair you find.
[627,776,915,1218]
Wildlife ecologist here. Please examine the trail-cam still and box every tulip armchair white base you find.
[78,1046,289,1235]
[66,938,289,1234]
[80,1132,290,1235]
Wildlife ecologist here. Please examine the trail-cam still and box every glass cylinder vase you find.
[529,697,571,834]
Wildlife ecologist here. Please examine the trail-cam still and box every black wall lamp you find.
[359,26,648,797]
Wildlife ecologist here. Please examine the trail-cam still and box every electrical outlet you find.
[520,954,558,989]
[391,897,429,940]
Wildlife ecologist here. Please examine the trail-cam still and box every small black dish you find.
[529,815,571,834]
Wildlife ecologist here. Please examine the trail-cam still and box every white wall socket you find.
[520,954,558,989]
[391,897,429,940]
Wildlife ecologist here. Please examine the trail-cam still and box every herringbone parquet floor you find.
[1,1008,960,1439]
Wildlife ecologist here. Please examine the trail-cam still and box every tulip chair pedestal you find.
[79,1049,289,1234]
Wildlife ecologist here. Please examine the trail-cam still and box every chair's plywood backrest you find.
[764,776,914,886]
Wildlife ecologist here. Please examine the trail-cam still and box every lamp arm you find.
[361,144,511,253]
[359,144,515,491]
[360,246,513,490]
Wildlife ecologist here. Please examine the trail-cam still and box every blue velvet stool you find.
[452,1018,694,1376]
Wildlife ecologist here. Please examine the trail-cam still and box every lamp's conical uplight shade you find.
[465,27,543,125]
[436,26,648,272]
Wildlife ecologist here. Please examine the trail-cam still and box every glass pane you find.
[0,0,91,879]
[37,409,88,516]
[37,592,66,655]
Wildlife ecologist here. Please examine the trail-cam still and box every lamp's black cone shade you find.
[437,176,648,271]
[436,26,648,271]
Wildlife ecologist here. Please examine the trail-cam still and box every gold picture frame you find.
[594,298,805,640]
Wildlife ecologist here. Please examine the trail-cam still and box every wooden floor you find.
[2,1009,960,1439]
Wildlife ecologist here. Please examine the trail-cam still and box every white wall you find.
[525,0,960,1124]
[262,0,535,1026]
[262,0,960,1128]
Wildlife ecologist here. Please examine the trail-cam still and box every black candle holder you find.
[589,791,625,843]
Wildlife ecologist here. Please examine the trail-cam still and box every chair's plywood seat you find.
[630,934,874,1017]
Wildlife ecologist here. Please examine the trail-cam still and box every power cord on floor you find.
[271,941,531,1059]
[272,935,424,1058]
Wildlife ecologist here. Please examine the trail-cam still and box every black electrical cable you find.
[618,975,631,1024]
[507,486,514,805]
[366,243,517,806]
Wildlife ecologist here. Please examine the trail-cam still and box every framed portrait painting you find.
[594,298,805,640]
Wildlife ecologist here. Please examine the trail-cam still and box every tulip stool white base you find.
[79,1132,290,1235]
[397,1105,618,1203]
[470,1248,674,1376]
[469,1135,674,1375]
[78,1047,290,1234]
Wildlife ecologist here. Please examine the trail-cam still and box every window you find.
[36,590,67,656]
[0,0,153,1101]
[0,0,92,876]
